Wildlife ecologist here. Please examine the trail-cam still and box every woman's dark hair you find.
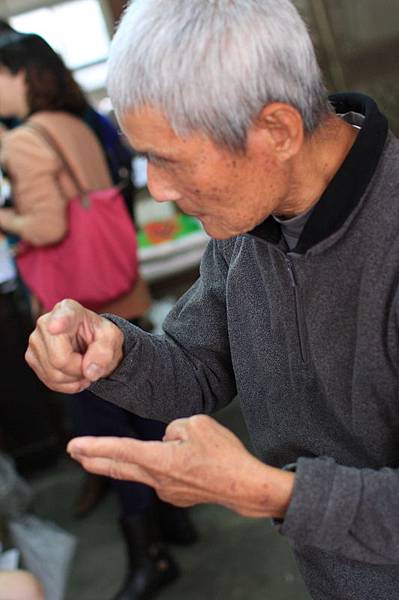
[0,33,88,115]
[0,20,16,34]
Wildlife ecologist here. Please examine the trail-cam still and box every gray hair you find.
[107,0,330,151]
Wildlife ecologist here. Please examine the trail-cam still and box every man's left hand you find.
[67,414,294,519]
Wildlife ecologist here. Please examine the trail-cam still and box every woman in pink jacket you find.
[0,32,151,320]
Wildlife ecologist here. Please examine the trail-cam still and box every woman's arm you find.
[0,127,68,246]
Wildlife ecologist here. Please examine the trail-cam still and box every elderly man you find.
[27,1,399,598]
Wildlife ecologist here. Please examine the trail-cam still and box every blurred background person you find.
[0,32,196,600]
[0,224,64,474]
[0,20,64,478]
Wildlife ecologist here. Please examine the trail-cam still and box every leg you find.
[70,391,179,600]
[129,414,198,545]
[70,391,156,516]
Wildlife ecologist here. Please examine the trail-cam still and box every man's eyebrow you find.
[134,149,178,164]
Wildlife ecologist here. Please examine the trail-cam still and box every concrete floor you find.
[30,399,311,600]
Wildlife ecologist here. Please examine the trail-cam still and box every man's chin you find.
[201,220,243,240]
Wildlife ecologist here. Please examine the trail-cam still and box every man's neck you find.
[277,116,359,218]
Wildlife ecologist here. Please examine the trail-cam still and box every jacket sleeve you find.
[279,456,399,564]
[1,128,68,246]
[90,239,237,422]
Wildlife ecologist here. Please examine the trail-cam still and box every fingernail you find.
[86,363,103,380]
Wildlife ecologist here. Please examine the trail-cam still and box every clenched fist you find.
[26,299,125,393]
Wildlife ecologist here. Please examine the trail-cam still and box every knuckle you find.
[165,420,178,436]
[157,473,173,490]
[108,460,122,480]
[157,489,170,503]
[25,347,33,365]
[44,379,64,393]
[50,369,70,384]
[49,380,83,394]
[93,345,112,362]
[35,313,49,329]
[51,356,69,371]
[68,381,87,394]
[104,319,123,343]
[58,298,79,310]
[190,414,210,429]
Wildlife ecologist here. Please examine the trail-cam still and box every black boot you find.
[112,508,180,600]
[74,472,110,518]
[156,500,199,546]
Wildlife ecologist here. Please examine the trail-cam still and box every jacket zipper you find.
[285,256,308,363]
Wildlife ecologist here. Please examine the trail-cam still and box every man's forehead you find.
[121,106,178,145]
[120,106,213,159]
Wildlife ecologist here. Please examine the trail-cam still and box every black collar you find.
[249,93,388,253]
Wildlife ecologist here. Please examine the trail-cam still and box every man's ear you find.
[251,102,305,161]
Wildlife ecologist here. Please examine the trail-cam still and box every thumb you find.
[82,341,109,382]
[81,322,124,382]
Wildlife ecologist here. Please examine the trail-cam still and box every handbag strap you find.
[25,120,87,196]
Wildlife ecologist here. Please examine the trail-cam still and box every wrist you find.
[267,467,295,519]
[110,323,125,375]
[251,462,295,519]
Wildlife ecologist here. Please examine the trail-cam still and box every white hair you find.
[107,0,330,151]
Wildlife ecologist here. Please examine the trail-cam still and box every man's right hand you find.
[25,299,125,393]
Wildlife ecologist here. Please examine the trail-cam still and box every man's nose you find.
[147,163,181,203]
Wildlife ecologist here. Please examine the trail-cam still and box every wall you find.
[295,0,399,133]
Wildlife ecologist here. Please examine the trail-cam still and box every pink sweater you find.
[0,111,151,318]
[0,111,111,246]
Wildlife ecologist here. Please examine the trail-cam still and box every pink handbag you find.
[16,122,139,312]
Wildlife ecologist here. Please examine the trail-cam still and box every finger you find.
[82,340,117,382]
[28,320,85,376]
[67,436,169,471]
[156,489,197,507]
[26,342,87,391]
[30,374,90,394]
[27,367,88,393]
[46,299,84,335]
[81,320,124,381]
[52,379,92,394]
[26,338,85,384]
[26,347,87,385]
[72,455,159,487]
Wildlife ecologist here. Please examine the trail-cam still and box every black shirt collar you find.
[249,93,388,253]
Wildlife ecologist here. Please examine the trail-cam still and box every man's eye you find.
[136,153,157,166]
[135,153,148,162]
[148,156,162,166]
[149,156,170,168]
[135,152,174,169]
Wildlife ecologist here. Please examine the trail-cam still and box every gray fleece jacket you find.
[92,94,399,599]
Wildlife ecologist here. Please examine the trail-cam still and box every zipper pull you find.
[286,257,297,287]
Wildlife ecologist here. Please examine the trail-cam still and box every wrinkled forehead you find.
[119,104,227,162]
[119,105,177,146]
